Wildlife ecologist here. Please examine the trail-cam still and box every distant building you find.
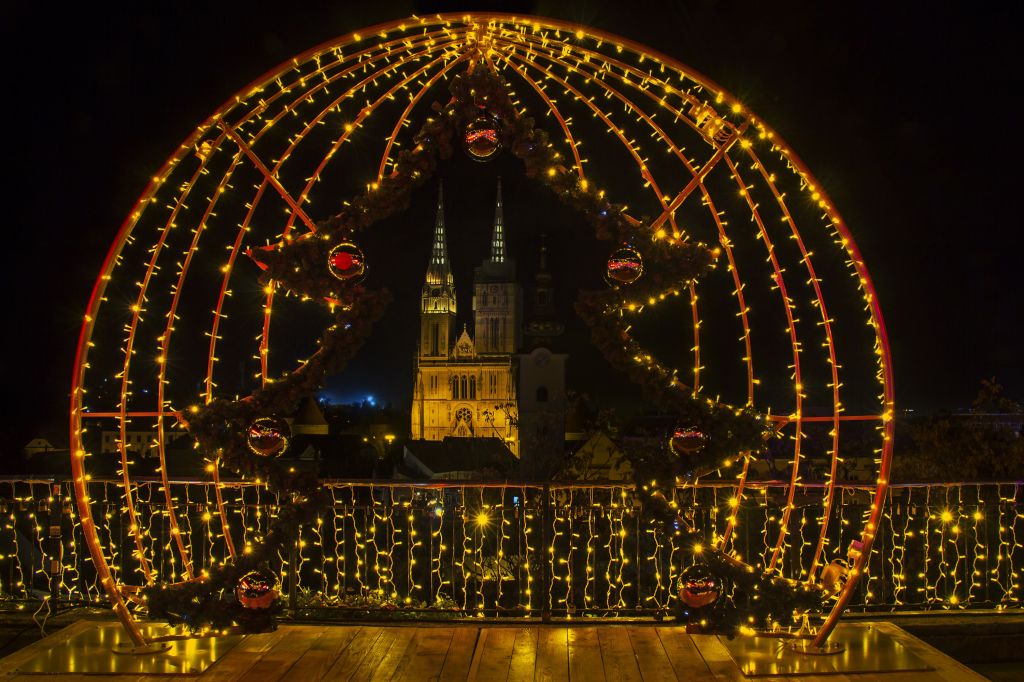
[400,437,516,480]
[292,396,329,436]
[23,437,66,457]
[517,235,568,477]
[100,430,159,457]
[955,412,1024,435]
[410,181,521,456]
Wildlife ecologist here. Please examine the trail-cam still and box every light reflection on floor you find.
[13,622,243,675]
[720,623,932,677]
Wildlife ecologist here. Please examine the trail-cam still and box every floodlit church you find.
[410,179,567,469]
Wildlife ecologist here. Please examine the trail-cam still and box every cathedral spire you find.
[426,181,452,285]
[490,177,505,263]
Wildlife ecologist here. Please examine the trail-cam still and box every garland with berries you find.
[143,60,825,634]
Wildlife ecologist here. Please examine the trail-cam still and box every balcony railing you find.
[1,478,1020,617]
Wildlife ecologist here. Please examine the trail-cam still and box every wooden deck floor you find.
[0,620,986,681]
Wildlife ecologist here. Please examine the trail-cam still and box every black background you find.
[4,1,1022,450]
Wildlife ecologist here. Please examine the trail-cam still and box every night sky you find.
[5,1,1022,451]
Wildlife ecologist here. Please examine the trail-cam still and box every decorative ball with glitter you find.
[670,427,707,456]
[236,569,280,610]
[677,564,721,609]
[463,113,502,161]
[327,242,366,282]
[606,246,643,284]
[246,416,291,457]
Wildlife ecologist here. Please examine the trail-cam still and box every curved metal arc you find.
[494,39,713,402]
[722,153,805,573]
[495,34,761,542]
[73,13,895,647]
[250,45,464,386]
[108,30,455,581]
[70,25,458,640]
[206,37,462,398]
[497,39,764,550]
[744,146,843,582]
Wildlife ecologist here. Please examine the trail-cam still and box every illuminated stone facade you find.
[411,181,521,456]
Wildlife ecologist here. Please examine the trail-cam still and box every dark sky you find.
[5,1,1022,449]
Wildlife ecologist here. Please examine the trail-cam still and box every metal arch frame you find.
[69,13,894,649]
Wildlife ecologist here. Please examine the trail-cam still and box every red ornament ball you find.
[236,569,279,610]
[677,564,721,609]
[246,416,291,457]
[670,427,707,456]
[328,242,366,282]
[606,246,643,285]
[463,114,502,161]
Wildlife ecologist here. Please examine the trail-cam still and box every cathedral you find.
[410,180,523,457]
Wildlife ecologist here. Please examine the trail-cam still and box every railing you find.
[0,478,1020,617]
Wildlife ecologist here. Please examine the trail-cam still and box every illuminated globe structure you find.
[69,14,893,650]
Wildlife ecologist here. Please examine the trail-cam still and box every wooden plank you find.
[535,627,569,681]
[689,635,746,682]
[236,625,326,682]
[654,627,714,680]
[10,676,144,682]
[204,628,290,682]
[439,626,478,680]
[321,626,384,680]
[393,627,456,681]
[507,627,539,680]
[625,626,679,681]
[595,626,642,682]
[278,626,361,682]
[349,627,416,682]
[468,627,517,681]
[568,627,606,682]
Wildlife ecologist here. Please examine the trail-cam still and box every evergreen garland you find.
[143,61,825,634]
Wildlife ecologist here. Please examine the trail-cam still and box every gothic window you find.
[536,386,549,402]
[469,376,476,400]
[454,406,473,436]
[489,373,497,395]
[461,376,468,399]
[430,323,439,356]
[451,376,457,400]
[483,291,489,306]
[490,318,499,349]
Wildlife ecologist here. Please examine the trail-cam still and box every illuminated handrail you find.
[2,478,1018,619]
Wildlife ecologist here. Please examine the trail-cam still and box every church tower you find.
[410,179,520,457]
[419,183,456,359]
[517,235,567,477]
[411,183,457,443]
[473,178,522,354]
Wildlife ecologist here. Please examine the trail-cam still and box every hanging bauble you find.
[606,246,643,285]
[670,427,707,456]
[463,113,502,162]
[677,564,722,609]
[236,569,280,610]
[820,559,849,596]
[327,242,367,282]
[246,416,291,457]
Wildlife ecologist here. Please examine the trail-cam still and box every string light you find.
[63,14,900,643]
